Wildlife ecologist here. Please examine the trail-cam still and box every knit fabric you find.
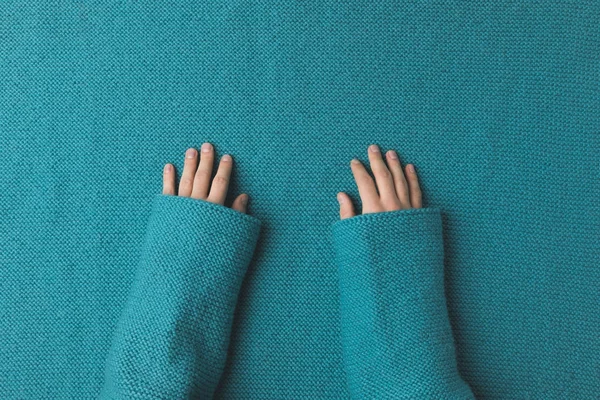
[101,194,262,399]
[332,208,474,399]
[0,1,598,399]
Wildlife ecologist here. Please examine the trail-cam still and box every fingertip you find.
[185,147,198,160]
[241,194,248,212]
[233,193,248,214]
[337,192,355,220]
[162,163,176,195]
[386,150,399,161]
[201,142,213,155]
[368,144,382,158]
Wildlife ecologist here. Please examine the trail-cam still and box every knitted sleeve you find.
[99,193,262,399]
[331,207,475,399]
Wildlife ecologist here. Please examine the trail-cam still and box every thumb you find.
[337,192,356,220]
[231,193,248,214]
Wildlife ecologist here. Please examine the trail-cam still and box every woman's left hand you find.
[336,144,422,220]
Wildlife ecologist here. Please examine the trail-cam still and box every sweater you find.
[99,195,475,399]
[0,1,598,399]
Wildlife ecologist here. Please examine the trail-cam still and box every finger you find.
[367,144,400,208]
[178,147,198,197]
[206,154,233,205]
[337,192,356,220]
[405,164,422,208]
[162,163,176,195]
[231,193,248,214]
[191,142,215,200]
[385,149,411,207]
[350,158,380,211]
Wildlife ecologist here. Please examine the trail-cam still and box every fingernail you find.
[369,144,380,153]
[351,158,360,165]
[222,154,232,162]
[337,193,344,204]
[388,150,398,160]
[408,164,416,173]
[242,195,248,204]
[201,143,212,153]
[164,164,171,172]
[186,148,196,158]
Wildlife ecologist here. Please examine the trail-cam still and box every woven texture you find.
[0,1,598,399]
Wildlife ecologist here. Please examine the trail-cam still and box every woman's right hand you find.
[162,142,249,214]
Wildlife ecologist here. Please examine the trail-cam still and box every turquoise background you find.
[0,1,598,398]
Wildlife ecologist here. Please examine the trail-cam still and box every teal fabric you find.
[101,195,262,399]
[0,1,598,399]
[332,208,474,399]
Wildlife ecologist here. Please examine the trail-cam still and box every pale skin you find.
[162,143,422,217]
[337,144,422,218]
[162,142,249,213]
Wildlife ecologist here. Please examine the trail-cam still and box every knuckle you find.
[180,176,194,187]
[377,168,392,180]
[396,178,409,190]
[359,174,374,185]
[195,169,211,180]
[388,164,401,174]
[213,175,229,186]
[394,173,407,183]
[383,198,402,210]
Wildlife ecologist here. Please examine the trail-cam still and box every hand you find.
[162,142,250,214]
[337,144,422,220]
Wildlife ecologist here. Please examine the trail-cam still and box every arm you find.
[100,194,261,399]
[332,145,474,399]
[331,207,474,399]
[100,144,261,399]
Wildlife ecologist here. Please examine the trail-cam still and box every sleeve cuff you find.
[135,193,262,295]
[331,207,474,399]
[101,194,262,399]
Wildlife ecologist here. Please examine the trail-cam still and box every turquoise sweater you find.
[0,1,598,399]
[100,195,475,399]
